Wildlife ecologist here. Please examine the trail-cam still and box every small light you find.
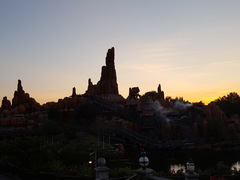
[89,160,92,164]
[186,159,195,173]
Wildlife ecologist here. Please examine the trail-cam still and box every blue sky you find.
[1,0,240,104]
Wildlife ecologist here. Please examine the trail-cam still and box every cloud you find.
[123,63,195,73]
[131,37,189,57]
[211,60,240,66]
[151,65,193,72]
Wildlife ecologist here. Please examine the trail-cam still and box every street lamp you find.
[186,159,195,173]
[139,150,149,170]
[88,160,93,168]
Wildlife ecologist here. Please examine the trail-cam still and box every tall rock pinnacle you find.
[106,47,115,69]
[157,84,164,101]
[72,87,77,97]
[17,79,24,93]
[86,47,119,95]
[17,79,23,92]
[12,79,26,107]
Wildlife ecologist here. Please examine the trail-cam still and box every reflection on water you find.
[170,164,186,174]
[231,161,240,171]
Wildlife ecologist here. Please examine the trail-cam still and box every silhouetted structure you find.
[1,96,11,111]
[156,84,164,101]
[11,79,40,113]
[1,47,240,143]
[86,47,124,102]
[86,47,118,95]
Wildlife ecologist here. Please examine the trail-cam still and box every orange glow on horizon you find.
[187,96,218,105]
[34,92,221,106]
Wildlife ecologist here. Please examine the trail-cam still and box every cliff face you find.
[86,47,119,96]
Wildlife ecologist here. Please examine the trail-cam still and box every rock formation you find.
[99,47,118,94]
[11,79,40,113]
[43,87,86,111]
[12,79,28,108]
[86,78,97,95]
[86,47,119,95]
[156,84,164,101]
[0,80,45,126]
[72,87,77,97]
[86,47,124,102]
[1,96,11,110]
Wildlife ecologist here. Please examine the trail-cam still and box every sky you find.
[1,0,240,105]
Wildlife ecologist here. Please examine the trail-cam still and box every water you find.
[126,149,240,174]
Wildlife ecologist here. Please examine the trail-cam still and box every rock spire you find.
[72,87,77,97]
[11,79,40,113]
[86,47,119,95]
[157,84,164,100]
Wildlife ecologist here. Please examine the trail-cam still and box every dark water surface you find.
[126,149,240,173]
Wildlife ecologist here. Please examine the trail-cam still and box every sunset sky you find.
[1,0,240,105]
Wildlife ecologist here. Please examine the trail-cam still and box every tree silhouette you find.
[140,91,158,101]
[215,92,240,117]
